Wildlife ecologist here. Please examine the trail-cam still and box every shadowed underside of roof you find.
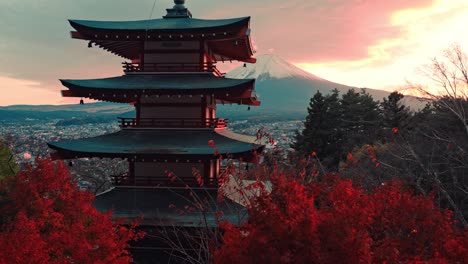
[94,187,247,227]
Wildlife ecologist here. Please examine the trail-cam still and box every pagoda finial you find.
[164,0,192,18]
[174,0,185,8]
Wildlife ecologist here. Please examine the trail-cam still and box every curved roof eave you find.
[69,17,250,32]
[59,74,255,91]
[47,129,264,160]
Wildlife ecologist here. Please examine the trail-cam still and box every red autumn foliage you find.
[215,174,468,263]
[208,139,216,148]
[0,159,143,264]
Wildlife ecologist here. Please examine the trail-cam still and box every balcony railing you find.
[118,117,228,129]
[122,62,224,76]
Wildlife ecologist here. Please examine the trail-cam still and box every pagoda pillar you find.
[203,162,210,186]
[201,96,207,127]
[129,160,136,185]
[135,100,141,127]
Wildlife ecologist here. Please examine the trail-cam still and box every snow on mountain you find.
[219,54,422,119]
[227,54,324,81]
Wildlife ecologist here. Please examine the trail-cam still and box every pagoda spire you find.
[164,0,192,18]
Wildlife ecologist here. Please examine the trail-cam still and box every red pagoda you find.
[48,0,263,261]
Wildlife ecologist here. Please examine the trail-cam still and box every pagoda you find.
[48,0,263,261]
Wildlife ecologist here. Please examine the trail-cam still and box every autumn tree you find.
[410,44,468,134]
[215,174,468,263]
[0,158,143,263]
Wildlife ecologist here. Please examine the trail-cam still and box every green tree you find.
[381,91,412,132]
[293,89,382,169]
[340,89,381,152]
[0,138,17,179]
[292,90,341,167]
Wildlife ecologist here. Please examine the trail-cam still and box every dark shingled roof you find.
[69,17,250,32]
[47,129,263,159]
[60,74,255,91]
[94,187,247,227]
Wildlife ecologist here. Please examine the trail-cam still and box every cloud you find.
[0,76,62,106]
[0,0,434,81]
[200,0,434,62]
[295,0,468,90]
[0,0,159,88]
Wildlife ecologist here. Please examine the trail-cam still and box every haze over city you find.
[0,0,467,106]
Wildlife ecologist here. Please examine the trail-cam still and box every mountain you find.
[1,102,132,114]
[220,54,422,119]
[228,54,325,81]
[0,102,133,121]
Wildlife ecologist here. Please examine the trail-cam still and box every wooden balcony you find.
[122,62,224,77]
[118,117,228,129]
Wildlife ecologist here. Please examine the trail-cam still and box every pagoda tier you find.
[60,74,259,105]
[47,129,263,161]
[96,186,247,262]
[69,16,255,63]
[49,129,263,187]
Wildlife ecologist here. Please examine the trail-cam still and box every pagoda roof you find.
[48,128,264,160]
[61,74,253,90]
[60,74,260,105]
[69,17,249,32]
[69,16,255,62]
[94,187,247,227]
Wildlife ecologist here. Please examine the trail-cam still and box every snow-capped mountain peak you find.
[226,54,324,81]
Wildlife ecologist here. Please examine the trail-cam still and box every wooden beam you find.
[61,90,74,97]
[143,49,200,54]
[140,103,203,107]
[70,31,88,40]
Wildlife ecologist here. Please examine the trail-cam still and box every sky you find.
[0,0,467,106]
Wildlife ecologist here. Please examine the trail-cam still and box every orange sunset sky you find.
[0,0,467,106]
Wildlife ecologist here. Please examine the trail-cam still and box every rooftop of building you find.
[48,128,264,160]
[68,0,255,62]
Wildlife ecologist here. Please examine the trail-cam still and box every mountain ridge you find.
[219,54,404,117]
[228,54,325,81]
